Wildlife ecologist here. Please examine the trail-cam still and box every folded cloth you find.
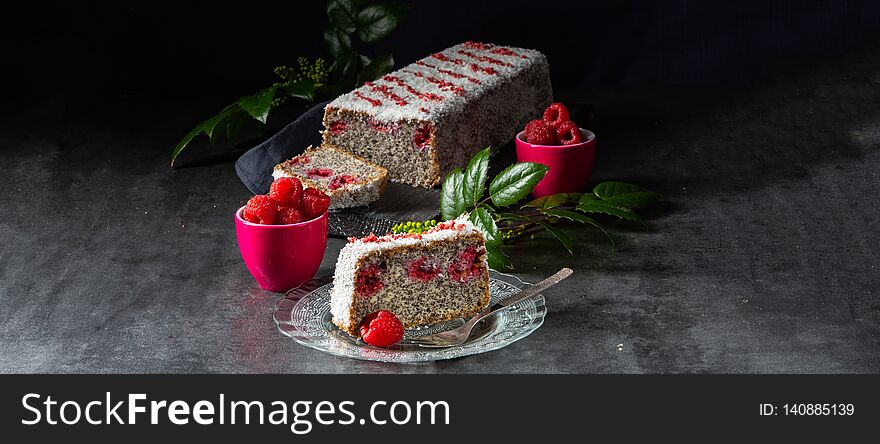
[234,101,441,238]
[235,101,330,195]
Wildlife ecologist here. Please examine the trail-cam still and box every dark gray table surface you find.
[2,43,880,374]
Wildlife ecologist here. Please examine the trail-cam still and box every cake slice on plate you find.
[273,144,388,210]
[330,218,491,336]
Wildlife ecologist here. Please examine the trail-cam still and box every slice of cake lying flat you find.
[330,218,491,336]
[273,145,388,210]
[322,41,553,188]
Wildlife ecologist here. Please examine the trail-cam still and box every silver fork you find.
[408,268,573,348]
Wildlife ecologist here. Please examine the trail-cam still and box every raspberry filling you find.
[329,121,347,135]
[307,168,334,178]
[328,175,358,190]
[407,256,441,282]
[355,263,385,299]
[413,125,432,149]
[448,246,485,283]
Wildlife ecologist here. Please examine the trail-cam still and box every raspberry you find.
[448,246,485,283]
[355,263,385,299]
[328,175,358,190]
[243,195,278,225]
[300,187,331,220]
[277,207,304,224]
[307,168,334,178]
[413,125,432,149]
[269,177,303,207]
[524,119,558,145]
[359,310,404,347]
[542,102,570,129]
[556,120,585,145]
[407,256,441,281]
[241,209,261,224]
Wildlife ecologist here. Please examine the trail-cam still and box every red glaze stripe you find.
[415,61,481,84]
[431,52,463,65]
[353,91,382,106]
[381,75,444,102]
[456,49,513,67]
[490,47,528,58]
[405,70,467,97]
[463,41,494,51]
[364,81,408,106]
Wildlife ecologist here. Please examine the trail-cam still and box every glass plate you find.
[273,270,547,363]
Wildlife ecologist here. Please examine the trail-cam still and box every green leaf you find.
[324,27,352,58]
[225,111,249,143]
[327,0,358,34]
[358,54,395,84]
[523,192,582,210]
[356,3,408,43]
[489,162,549,207]
[603,192,663,210]
[238,88,277,124]
[468,207,500,247]
[541,209,615,249]
[485,242,512,270]
[534,220,574,255]
[575,200,643,223]
[170,104,237,166]
[593,181,644,198]
[440,168,466,221]
[461,147,490,207]
[279,79,315,102]
[210,113,232,145]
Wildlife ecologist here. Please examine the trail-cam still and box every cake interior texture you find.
[322,41,553,188]
[272,145,388,209]
[330,221,491,336]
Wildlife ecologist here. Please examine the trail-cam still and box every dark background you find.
[4,0,880,111]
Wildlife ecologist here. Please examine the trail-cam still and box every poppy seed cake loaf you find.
[330,218,491,336]
[273,145,388,209]
[322,41,553,188]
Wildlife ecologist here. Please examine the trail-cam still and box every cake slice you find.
[273,145,388,210]
[330,218,491,336]
[322,41,553,187]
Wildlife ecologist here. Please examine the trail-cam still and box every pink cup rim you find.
[516,128,596,149]
[235,206,327,228]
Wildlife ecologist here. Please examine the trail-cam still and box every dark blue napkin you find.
[235,101,331,195]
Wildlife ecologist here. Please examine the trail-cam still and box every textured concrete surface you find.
[1,43,879,374]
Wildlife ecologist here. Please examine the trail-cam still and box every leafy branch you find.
[170,0,408,166]
[439,147,662,269]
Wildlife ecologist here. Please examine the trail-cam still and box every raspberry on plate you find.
[277,207,304,225]
[542,102,570,129]
[359,310,404,347]
[301,188,331,220]
[269,176,303,207]
[244,195,279,225]
[524,119,559,145]
[556,120,585,145]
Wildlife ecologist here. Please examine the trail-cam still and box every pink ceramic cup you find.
[515,128,596,197]
[234,207,328,292]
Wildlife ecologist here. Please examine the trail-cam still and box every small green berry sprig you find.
[391,219,438,235]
